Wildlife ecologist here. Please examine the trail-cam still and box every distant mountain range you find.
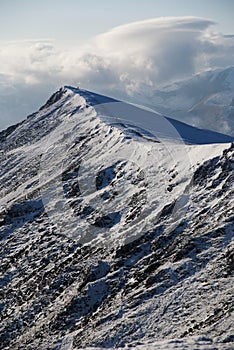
[120,66,234,137]
[0,87,233,349]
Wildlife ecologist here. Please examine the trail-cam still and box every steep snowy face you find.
[0,87,233,350]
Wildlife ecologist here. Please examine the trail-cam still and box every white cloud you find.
[0,16,234,131]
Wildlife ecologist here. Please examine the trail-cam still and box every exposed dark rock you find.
[39,88,65,111]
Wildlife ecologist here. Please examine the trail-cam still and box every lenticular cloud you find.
[0,16,234,130]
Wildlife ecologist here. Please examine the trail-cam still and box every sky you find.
[1,0,234,40]
[0,0,234,131]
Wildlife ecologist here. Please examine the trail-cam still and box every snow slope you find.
[0,87,233,350]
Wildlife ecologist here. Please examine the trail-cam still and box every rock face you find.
[0,87,233,350]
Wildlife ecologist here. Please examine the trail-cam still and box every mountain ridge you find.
[1,85,233,147]
[0,87,233,349]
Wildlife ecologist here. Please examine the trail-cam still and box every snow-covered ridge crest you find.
[63,85,234,145]
[37,86,232,247]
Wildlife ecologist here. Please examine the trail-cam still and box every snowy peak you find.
[2,85,232,149]
[0,86,233,349]
[50,86,234,145]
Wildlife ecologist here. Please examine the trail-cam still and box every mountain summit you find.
[0,87,233,349]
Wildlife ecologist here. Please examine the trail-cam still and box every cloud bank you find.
[1,16,234,130]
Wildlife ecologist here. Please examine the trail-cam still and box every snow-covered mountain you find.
[125,66,234,137]
[0,87,233,350]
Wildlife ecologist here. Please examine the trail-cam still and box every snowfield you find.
[0,86,233,350]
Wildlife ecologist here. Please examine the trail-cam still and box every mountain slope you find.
[0,87,233,350]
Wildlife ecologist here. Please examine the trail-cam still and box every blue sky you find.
[0,0,234,42]
[0,0,234,131]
